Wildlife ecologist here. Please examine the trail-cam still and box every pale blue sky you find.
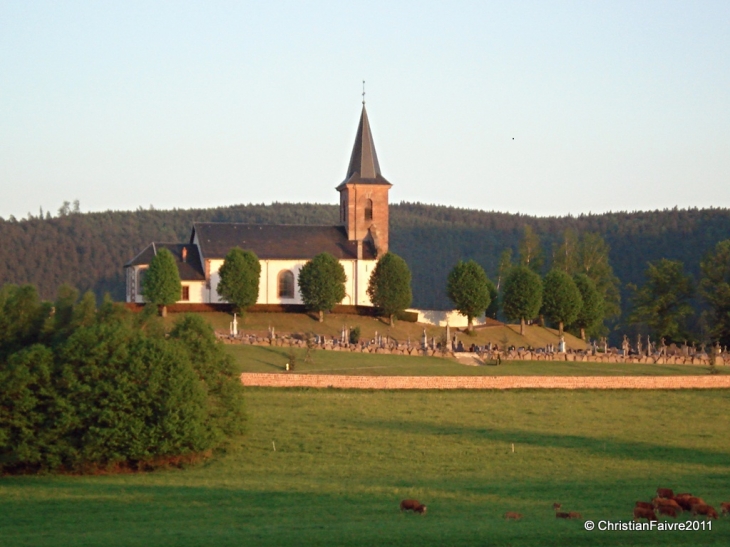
[1,1,728,219]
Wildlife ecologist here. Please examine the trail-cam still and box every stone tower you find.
[336,105,392,257]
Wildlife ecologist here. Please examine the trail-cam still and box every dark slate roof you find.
[124,243,205,281]
[336,105,392,190]
[192,223,377,260]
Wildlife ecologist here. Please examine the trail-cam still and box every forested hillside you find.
[2,202,730,328]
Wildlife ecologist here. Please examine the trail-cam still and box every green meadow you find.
[2,388,729,546]
[226,343,726,376]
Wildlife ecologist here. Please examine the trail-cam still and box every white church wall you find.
[206,258,377,306]
[408,309,487,328]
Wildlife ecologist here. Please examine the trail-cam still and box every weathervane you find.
[362,80,366,105]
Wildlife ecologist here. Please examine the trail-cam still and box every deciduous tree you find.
[628,259,694,343]
[571,273,604,340]
[541,269,582,336]
[216,248,261,314]
[142,248,181,317]
[699,240,730,346]
[447,260,492,332]
[502,266,543,336]
[298,253,347,322]
[367,252,413,325]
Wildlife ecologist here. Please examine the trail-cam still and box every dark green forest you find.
[2,202,730,339]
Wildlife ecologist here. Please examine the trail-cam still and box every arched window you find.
[278,270,295,298]
[364,199,373,221]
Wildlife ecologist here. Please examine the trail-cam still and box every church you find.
[124,104,392,307]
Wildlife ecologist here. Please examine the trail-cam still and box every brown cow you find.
[656,488,674,499]
[568,512,582,519]
[400,499,427,514]
[691,504,718,520]
[504,512,523,520]
[635,501,653,510]
[674,495,705,511]
[552,503,562,511]
[653,498,682,512]
[633,507,658,521]
[657,506,678,518]
[720,502,730,515]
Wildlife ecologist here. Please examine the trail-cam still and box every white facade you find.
[127,258,376,306]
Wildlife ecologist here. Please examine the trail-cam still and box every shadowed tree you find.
[142,248,181,317]
[542,269,582,336]
[700,240,730,346]
[367,252,413,325]
[217,248,261,314]
[447,260,492,332]
[502,266,543,336]
[298,253,347,322]
[518,225,544,273]
[571,273,604,340]
[628,259,694,343]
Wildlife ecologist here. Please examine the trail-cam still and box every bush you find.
[0,285,245,474]
[349,326,361,344]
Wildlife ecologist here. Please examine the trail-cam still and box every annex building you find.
[124,105,391,307]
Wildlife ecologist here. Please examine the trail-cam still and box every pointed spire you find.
[346,105,382,180]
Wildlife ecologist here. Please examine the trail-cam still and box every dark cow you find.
[674,495,704,511]
[657,506,678,518]
[556,512,571,519]
[635,501,653,510]
[633,507,658,522]
[400,499,427,514]
[653,498,682,512]
[656,488,674,499]
[692,504,718,520]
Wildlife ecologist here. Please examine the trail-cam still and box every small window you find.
[278,270,295,298]
[181,286,190,301]
[137,268,146,295]
[364,199,373,221]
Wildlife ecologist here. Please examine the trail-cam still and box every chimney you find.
[182,247,188,262]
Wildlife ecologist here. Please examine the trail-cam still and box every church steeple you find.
[337,104,392,256]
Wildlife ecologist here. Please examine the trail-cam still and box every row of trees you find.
[216,249,413,324]
[628,240,730,346]
[0,284,245,474]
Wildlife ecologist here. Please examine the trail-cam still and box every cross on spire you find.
[362,80,365,105]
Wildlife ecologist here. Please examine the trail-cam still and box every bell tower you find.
[336,104,392,256]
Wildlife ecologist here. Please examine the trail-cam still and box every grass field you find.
[225,344,727,376]
[2,388,729,546]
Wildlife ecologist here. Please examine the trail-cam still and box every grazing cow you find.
[656,488,674,499]
[400,499,427,515]
[691,504,718,520]
[556,512,571,519]
[633,507,658,522]
[657,506,678,518]
[720,502,730,515]
[552,503,562,511]
[635,501,653,510]
[653,498,682,512]
[674,495,704,511]
[568,512,582,519]
[504,512,523,520]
